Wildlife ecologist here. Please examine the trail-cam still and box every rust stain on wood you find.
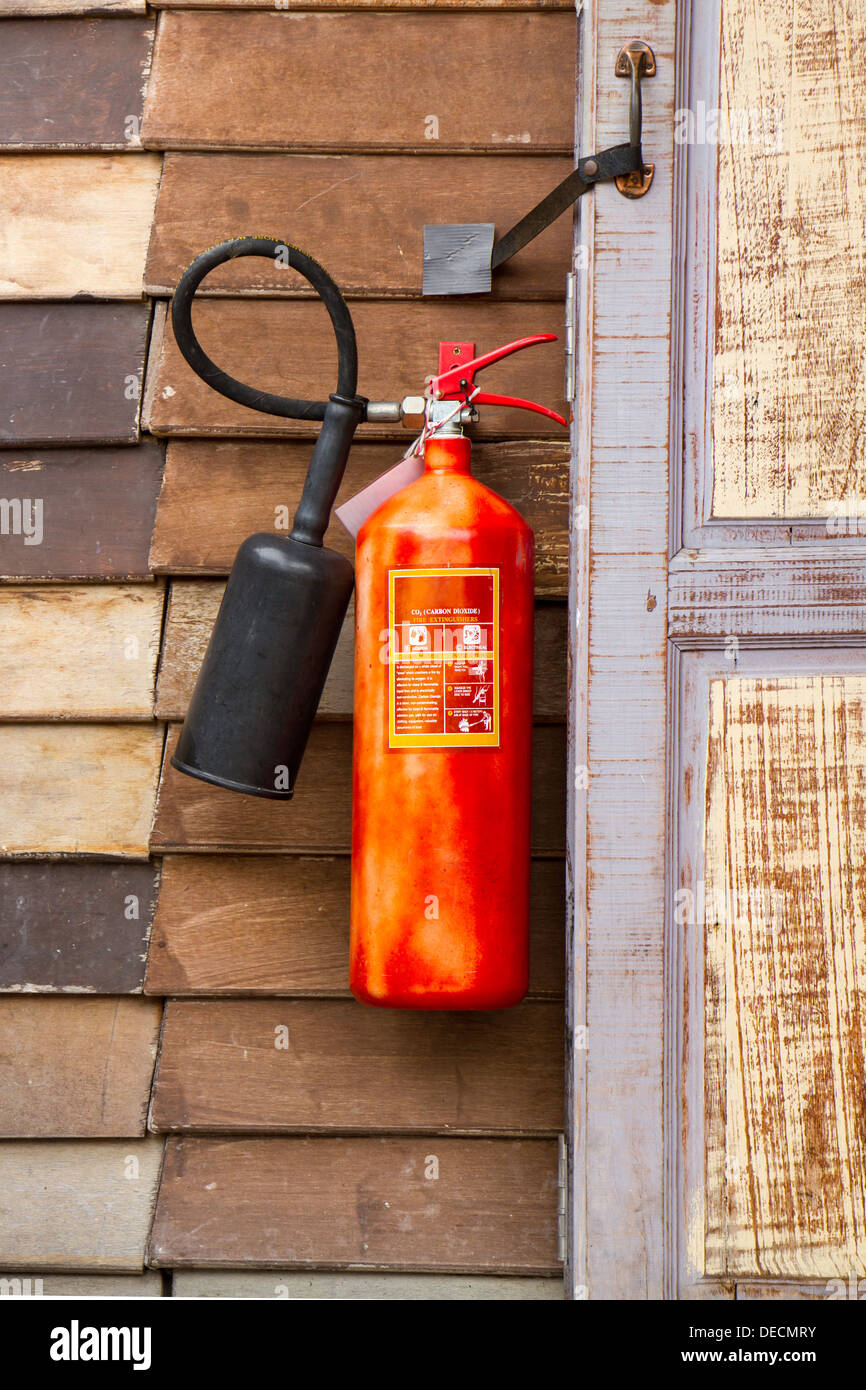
[704,675,866,1278]
[712,0,866,518]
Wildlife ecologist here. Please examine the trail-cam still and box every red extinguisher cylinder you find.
[350,434,534,1009]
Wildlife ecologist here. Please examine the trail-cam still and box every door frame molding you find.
[567,0,678,1300]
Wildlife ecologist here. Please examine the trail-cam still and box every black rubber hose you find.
[170,237,361,420]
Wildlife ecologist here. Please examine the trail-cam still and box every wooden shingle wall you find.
[0,2,572,1297]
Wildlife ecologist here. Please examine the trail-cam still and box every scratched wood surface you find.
[145,153,573,300]
[0,305,149,445]
[148,1135,560,1271]
[149,440,569,594]
[0,1138,164,1271]
[0,724,163,857]
[155,582,567,721]
[0,585,164,718]
[703,676,866,1279]
[143,300,568,439]
[151,999,563,1135]
[145,854,564,998]
[0,861,158,993]
[0,155,161,298]
[1,0,145,11]
[172,1271,563,1299]
[711,0,866,519]
[0,18,154,149]
[735,1280,838,1300]
[668,552,866,641]
[0,445,163,582]
[0,997,161,1136]
[151,722,566,855]
[142,12,575,153]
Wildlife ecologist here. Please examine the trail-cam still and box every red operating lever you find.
[429,336,568,427]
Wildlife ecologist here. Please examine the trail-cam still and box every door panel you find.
[712,0,866,521]
[704,674,866,1280]
[572,0,866,1299]
[680,0,866,547]
[673,651,866,1295]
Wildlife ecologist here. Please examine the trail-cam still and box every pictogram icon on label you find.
[388,567,499,748]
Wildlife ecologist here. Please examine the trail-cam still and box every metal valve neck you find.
[426,399,478,438]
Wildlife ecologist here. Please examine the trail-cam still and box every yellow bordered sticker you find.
[388,567,499,749]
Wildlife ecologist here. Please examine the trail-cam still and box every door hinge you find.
[565,272,576,404]
[557,1133,568,1264]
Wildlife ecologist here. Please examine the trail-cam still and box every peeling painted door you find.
[568,0,866,1299]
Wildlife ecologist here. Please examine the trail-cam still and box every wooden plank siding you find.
[151,722,566,855]
[0,584,164,718]
[146,153,573,301]
[0,304,150,445]
[1,1,146,12]
[148,1136,561,1272]
[150,998,564,1135]
[143,300,569,439]
[0,154,161,299]
[154,583,567,720]
[145,854,564,998]
[0,1138,164,1272]
[0,18,155,150]
[0,445,163,582]
[0,724,164,857]
[0,996,162,1136]
[8,1273,164,1296]
[0,861,158,993]
[172,1270,564,1299]
[149,440,569,594]
[141,12,575,153]
[0,0,572,1292]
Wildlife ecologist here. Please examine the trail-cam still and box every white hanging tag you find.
[335,447,425,539]
[336,393,476,539]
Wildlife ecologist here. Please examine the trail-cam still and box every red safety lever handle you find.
[430,334,568,427]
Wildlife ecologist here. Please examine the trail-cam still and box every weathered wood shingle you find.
[0,18,154,149]
[148,1136,561,1272]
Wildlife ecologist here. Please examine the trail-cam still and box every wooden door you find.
[569,0,866,1299]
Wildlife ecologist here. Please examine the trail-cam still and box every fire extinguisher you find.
[167,239,566,1010]
[345,339,567,1008]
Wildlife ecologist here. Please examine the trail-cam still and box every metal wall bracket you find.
[422,36,658,292]
[614,40,656,199]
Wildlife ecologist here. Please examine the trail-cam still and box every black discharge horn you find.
[169,238,366,798]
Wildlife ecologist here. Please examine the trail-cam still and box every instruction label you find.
[388,567,499,748]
